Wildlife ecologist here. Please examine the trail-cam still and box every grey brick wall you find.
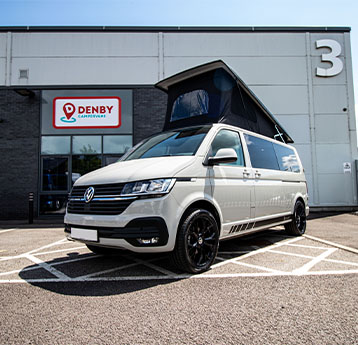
[133,88,167,144]
[0,87,166,219]
[0,90,40,219]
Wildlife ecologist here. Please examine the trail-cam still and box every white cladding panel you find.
[315,114,350,144]
[0,29,356,207]
[250,85,309,115]
[275,115,310,144]
[313,85,349,114]
[0,34,6,57]
[164,56,307,85]
[164,33,307,56]
[0,58,5,85]
[11,57,159,85]
[12,33,159,57]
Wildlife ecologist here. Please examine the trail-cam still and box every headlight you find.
[120,179,175,197]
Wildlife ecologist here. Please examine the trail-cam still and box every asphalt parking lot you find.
[1,213,358,344]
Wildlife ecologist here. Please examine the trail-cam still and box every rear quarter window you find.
[273,144,301,173]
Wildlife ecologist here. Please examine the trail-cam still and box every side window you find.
[244,134,279,170]
[273,144,301,173]
[209,130,245,166]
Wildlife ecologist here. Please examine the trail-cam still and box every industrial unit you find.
[0,26,357,218]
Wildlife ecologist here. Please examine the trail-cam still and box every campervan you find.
[64,61,309,273]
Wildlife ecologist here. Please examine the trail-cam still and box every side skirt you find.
[221,215,292,242]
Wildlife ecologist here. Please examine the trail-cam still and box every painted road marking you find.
[304,234,358,254]
[0,234,357,283]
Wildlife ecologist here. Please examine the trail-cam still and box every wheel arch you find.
[179,199,222,234]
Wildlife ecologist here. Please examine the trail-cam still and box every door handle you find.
[255,171,261,178]
[243,170,250,178]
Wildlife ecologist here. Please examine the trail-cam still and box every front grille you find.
[67,183,134,215]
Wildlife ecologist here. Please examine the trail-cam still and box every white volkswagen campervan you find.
[64,61,309,273]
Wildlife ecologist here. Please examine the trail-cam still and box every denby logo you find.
[53,97,121,129]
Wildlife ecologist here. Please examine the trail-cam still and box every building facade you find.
[0,27,357,219]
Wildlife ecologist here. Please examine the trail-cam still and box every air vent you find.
[19,69,29,79]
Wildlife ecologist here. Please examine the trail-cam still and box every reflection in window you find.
[171,89,209,122]
[40,195,68,215]
[123,126,210,161]
[72,155,101,184]
[273,144,300,173]
[103,135,132,154]
[73,136,101,154]
[42,157,68,191]
[41,136,70,154]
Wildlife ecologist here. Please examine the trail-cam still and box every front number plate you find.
[71,228,98,242]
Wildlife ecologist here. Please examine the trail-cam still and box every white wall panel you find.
[12,33,159,57]
[317,173,354,205]
[292,144,312,176]
[0,58,6,85]
[164,33,306,57]
[164,56,307,85]
[250,85,309,115]
[11,57,159,85]
[315,114,349,143]
[275,115,310,144]
[316,144,352,174]
[0,34,6,57]
[313,85,348,114]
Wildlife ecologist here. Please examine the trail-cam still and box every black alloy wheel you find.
[170,209,219,274]
[285,200,307,236]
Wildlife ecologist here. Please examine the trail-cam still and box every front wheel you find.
[285,200,307,236]
[170,209,219,274]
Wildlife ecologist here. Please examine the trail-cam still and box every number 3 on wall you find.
[315,39,343,77]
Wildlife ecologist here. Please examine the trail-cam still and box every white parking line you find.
[0,228,17,234]
[293,248,337,274]
[24,254,71,280]
[304,234,358,254]
[1,232,358,283]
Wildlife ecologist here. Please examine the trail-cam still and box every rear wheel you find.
[285,200,307,236]
[170,209,219,274]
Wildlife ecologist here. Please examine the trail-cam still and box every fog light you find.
[137,237,160,245]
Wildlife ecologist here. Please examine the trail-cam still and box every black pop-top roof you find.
[155,60,293,143]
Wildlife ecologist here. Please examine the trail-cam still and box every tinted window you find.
[273,144,301,173]
[171,90,209,122]
[210,130,245,166]
[244,134,279,170]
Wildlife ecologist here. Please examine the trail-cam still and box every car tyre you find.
[170,209,219,274]
[285,200,307,236]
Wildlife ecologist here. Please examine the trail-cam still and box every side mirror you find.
[208,148,238,166]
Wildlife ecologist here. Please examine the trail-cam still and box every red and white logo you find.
[53,97,121,129]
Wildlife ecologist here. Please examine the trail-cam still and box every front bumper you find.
[65,217,169,247]
[64,191,182,253]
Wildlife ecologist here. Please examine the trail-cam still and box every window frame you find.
[205,128,246,167]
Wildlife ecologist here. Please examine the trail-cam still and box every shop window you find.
[39,195,68,215]
[73,136,101,154]
[72,155,101,185]
[41,136,70,154]
[103,135,132,154]
[42,157,68,191]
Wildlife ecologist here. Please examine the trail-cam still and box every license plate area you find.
[71,227,98,242]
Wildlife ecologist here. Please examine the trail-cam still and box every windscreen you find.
[122,126,211,161]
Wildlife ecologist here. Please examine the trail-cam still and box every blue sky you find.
[0,0,357,120]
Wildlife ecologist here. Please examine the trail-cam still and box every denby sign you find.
[53,97,121,128]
